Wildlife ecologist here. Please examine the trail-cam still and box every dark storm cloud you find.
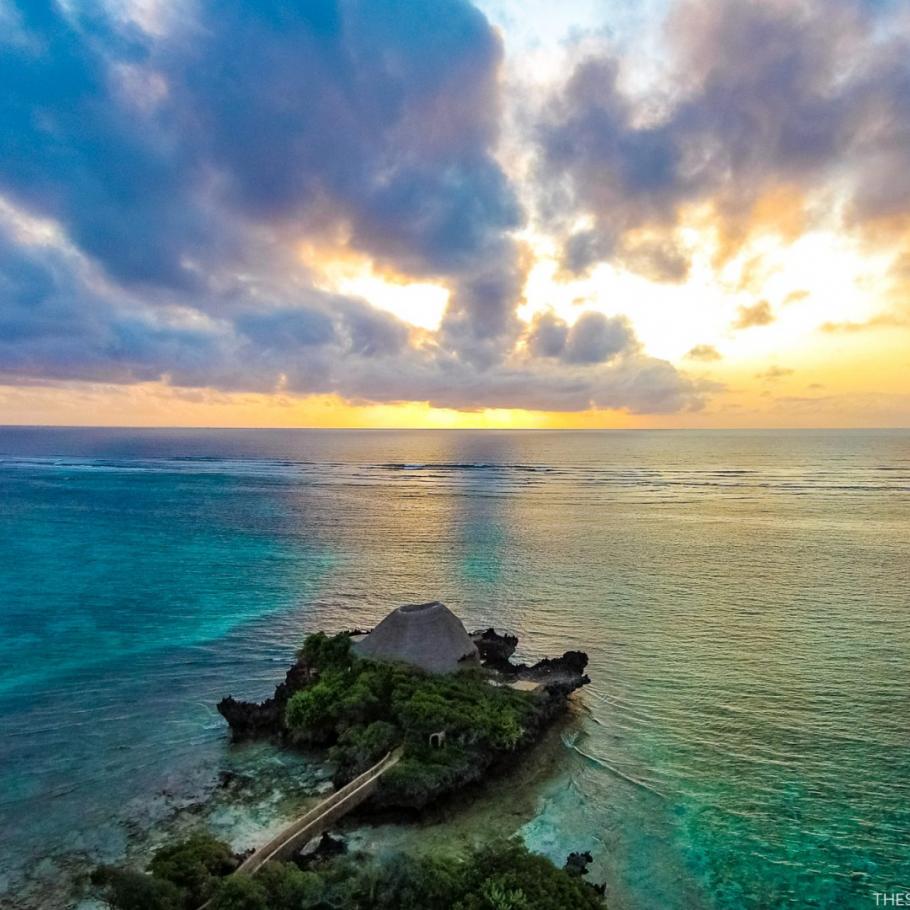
[537,0,910,278]
[0,0,703,415]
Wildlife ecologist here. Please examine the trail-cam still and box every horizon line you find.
[1,423,908,433]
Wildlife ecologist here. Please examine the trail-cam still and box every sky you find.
[0,0,908,428]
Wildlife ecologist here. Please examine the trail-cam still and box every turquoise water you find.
[1,428,909,908]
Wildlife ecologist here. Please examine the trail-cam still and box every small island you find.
[92,603,601,909]
[219,602,591,810]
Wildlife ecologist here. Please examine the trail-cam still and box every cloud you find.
[0,209,703,413]
[535,0,910,277]
[755,366,794,382]
[526,310,639,363]
[526,311,568,358]
[765,391,910,425]
[334,352,708,414]
[0,0,710,417]
[685,344,722,362]
[336,300,412,357]
[733,300,774,329]
[563,311,639,363]
[0,0,522,343]
[234,308,337,353]
[0,225,230,387]
[819,312,909,333]
[562,228,690,282]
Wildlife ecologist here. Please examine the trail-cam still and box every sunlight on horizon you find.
[1,0,908,428]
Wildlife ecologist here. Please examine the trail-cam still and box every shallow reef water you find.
[1,427,909,909]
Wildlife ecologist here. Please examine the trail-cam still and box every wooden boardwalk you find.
[197,748,402,908]
[235,747,402,874]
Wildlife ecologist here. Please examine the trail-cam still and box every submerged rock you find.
[296,832,346,867]
[564,850,594,877]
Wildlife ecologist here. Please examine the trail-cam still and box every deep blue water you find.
[1,427,909,909]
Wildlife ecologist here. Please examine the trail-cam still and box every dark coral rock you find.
[471,627,519,670]
[564,851,594,878]
[218,626,589,751]
[217,658,315,740]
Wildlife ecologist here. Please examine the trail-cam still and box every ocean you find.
[0,427,908,909]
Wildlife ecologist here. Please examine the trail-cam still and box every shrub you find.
[210,875,269,910]
[256,862,324,906]
[330,720,400,778]
[379,747,477,808]
[284,633,538,806]
[454,841,604,910]
[345,852,462,910]
[148,833,237,908]
[298,631,352,670]
[90,867,182,910]
[96,837,604,910]
[285,674,346,742]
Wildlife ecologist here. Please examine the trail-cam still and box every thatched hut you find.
[353,601,479,674]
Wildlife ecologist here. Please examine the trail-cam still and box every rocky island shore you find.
[91,604,601,909]
[218,608,590,810]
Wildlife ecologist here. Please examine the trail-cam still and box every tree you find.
[298,631,352,670]
[90,867,182,910]
[148,833,237,908]
[211,875,268,910]
[454,841,604,910]
[257,862,324,907]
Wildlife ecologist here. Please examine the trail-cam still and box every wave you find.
[380,462,553,473]
[562,733,667,799]
[2,455,907,497]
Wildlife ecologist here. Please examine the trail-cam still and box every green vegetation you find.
[284,633,539,807]
[90,868,182,910]
[93,836,605,910]
[149,834,238,906]
[92,834,237,910]
[90,636,598,908]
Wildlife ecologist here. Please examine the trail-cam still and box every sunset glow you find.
[1,0,908,427]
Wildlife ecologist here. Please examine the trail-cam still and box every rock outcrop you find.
[219,626,589,743]
[471,627,590,694]
[218,659,314,741]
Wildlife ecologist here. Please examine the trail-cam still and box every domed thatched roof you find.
[353,602,478,674]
